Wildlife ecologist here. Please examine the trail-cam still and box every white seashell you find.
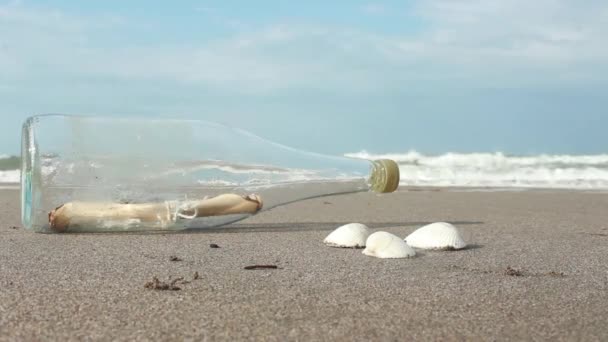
[405,222,467,250]
[324,223,371,248]
[362,232,416,259]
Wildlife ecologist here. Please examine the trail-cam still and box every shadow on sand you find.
[50,221,484,235]
[182,220,485,234]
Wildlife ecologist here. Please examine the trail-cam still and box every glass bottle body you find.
[22,115,395,233]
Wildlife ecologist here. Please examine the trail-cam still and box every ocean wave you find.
[0,170,19,183]
[345,151,608,189]
[4,152,608,189]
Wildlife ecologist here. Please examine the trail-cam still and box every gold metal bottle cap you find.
[370,159,400,193]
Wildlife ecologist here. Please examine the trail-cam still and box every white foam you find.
[6,151,608,190]
[0,170,19,184]
[346,151,608,190]
[196,179,239,187]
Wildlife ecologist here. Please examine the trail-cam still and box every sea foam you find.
[345,151,608,190]
[3,152,608,190]
[0,170,19,183]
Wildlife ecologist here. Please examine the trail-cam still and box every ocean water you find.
[2,152,608,190]
[0,154,19,183]
[346,151,608,190]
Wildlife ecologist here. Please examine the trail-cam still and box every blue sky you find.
[1,0,607,155]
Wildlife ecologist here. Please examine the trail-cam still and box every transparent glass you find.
[21,115,397,233]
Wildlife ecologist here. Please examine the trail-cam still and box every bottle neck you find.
[369,159,400,193]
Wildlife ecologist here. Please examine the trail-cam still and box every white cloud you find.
[1,0,607,95]
[412,0,608,63]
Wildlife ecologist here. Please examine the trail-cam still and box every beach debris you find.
[244,265,279,270]
[169,255,183,262]
[323,223,371,248]
[502,268,568,278]
[144,276,184,291]
[362,232,416,259]
[9,226,20,229]
[405,222,467,250]
[193,272,200,280]
[504,266,524,277]
[450,265,567,278]
[209,243,220,248]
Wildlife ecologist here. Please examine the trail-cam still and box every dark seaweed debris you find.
[244,265,279,270]
[144,277,184,291]
[504,266,524,276]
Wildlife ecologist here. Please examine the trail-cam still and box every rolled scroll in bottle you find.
[48,194,263,232]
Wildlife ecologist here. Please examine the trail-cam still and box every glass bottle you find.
[21,115,400,233]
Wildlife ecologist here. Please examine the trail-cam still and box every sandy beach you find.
[1,188,608,341]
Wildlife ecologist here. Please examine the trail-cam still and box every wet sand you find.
[1,188,608,341]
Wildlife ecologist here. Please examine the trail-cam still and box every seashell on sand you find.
[323,223,371,248]
[362,232,416,259]
[405,222,467,250]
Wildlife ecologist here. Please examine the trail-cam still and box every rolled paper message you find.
[48,194,263,232]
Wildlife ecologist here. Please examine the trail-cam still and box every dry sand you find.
[1,188,608,341]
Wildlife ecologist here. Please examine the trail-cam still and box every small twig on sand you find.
[244,265,279,270]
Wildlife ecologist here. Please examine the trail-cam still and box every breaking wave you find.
[345,151,608,189]
[3,152,608,190]
[0,170,19,183]
[0,155,20,183]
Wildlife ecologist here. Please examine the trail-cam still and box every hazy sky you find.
[1,0,607,155]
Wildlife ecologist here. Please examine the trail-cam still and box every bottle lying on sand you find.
[21,115,400,233]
